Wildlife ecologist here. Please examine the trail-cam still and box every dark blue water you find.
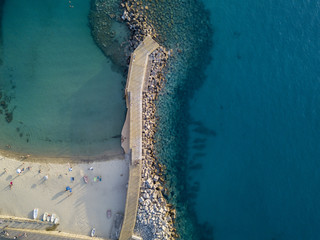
[189,0,320,239]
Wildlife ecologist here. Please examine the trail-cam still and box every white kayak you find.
[51,213,56,223]
[33,208,38,220]
[43,212,48,221]
[91,228,95,237]
[54,217,59,224]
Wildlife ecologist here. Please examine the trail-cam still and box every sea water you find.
[1,0,319,239]
[0,0,126,157]
[189,0,320,239]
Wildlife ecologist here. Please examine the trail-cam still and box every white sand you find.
[0,155,129,238]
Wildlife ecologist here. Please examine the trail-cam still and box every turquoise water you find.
[0,0,125,157]
[188,0,320,239]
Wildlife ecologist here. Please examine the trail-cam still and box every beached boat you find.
[47,215,51,222]
[91,228,95,237]
[83,175,89,184]
[42,212,48,221]
[54,217,59,224]
[51,213,56,223]
[33,208,38,219]
[107,209,112,219]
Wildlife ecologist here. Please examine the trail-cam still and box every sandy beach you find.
[0,154,129,238]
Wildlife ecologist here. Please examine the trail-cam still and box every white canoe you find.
[33,208,38,220]
[54,217,59,224]
[51,213,56,223]
[43,212,48,221]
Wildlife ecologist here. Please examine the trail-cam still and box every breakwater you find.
[89,0,214,239]
[135,45,177,240]
[119,0,214,239]
[120,35,176,240]
[119,35,159,240]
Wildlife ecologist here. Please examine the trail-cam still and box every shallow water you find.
[189,0,320,239]
[0,0,126,157]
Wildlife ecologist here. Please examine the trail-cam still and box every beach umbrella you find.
[16,169,21,174]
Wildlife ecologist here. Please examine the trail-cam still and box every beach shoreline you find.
[0,148,124,164]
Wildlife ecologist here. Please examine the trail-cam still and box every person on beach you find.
[4,168,7,173]
[9,181,13,189]
[68,163,72,172]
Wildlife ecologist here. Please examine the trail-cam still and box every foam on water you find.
[0,0,125,157]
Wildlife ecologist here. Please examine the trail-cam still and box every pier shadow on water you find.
[64,61,126,158]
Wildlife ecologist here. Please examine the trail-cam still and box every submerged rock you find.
[5,111,13,123]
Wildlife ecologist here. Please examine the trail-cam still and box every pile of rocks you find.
[134,48,178,240]
[88,0,130,74]
[0,91,14,123]
[120,0,157,52]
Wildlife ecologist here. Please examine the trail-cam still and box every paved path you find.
[119,36,159,240]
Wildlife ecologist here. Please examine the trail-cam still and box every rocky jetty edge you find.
[136,49,178,240]
[120,1,178,240]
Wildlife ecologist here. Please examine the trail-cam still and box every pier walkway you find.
[120,36,159,240]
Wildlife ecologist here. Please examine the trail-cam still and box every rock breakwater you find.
[134,48,178,240]
[120,0,157,51]
[90,0,182,238]
[89,0,130,75]
[119,1,177,239]
[119,1,215,239]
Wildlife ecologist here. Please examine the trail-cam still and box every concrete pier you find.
[120,36,159,240]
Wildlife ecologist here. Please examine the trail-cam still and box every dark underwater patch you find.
[192,144,206,150]
[111,134,121,138]
[88,0,130,77]
[193,138,207,144]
